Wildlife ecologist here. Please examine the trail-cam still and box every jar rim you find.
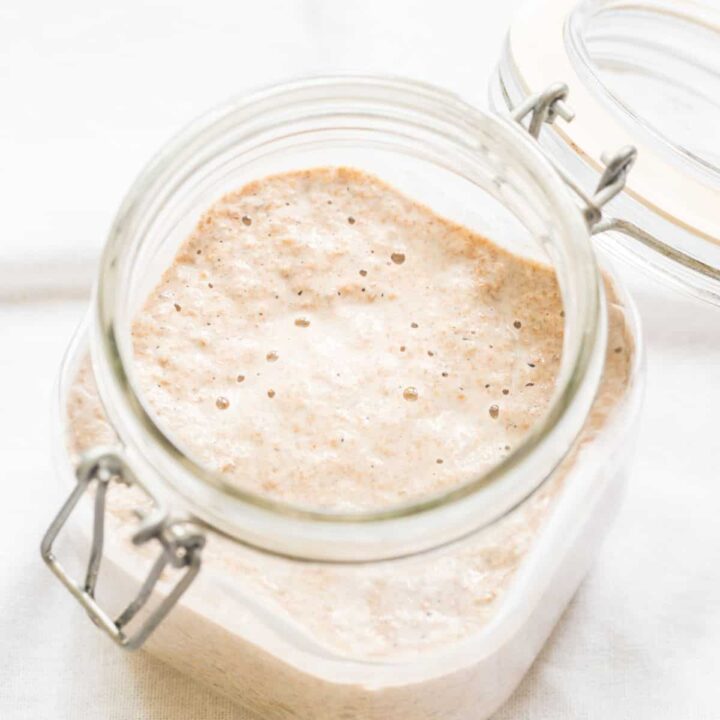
[90,74,606,561]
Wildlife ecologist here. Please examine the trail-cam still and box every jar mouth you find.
[91,75,605,560]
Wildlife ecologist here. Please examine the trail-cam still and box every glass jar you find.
[43,75,643,720]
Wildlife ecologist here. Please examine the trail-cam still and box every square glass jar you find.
[44,75,644,720]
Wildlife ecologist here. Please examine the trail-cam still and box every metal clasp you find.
[41,448,205,650]
[511,82,637,229]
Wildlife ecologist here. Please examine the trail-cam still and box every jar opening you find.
[91,75,605,560]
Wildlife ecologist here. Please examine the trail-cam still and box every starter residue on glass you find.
[66,167,632,662]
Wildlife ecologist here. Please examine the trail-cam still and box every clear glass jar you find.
[45,76,643,720]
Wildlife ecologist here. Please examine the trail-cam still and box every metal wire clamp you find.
[511,82,637,229]
[41,448,205,650]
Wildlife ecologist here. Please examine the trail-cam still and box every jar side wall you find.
[143,465,630,720]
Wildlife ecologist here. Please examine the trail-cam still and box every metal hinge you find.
[41,448,205,650]
[511,82,637,229]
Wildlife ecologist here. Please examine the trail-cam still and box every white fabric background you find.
[1,1,719,718]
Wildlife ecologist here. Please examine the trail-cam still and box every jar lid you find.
[493,0,720,303]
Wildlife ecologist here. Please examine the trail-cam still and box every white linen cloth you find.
[1,1,719,718]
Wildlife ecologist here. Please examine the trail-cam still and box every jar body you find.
[54,266,642,720]
[48,76,644,720]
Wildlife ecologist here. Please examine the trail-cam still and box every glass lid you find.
[493,0,720,304]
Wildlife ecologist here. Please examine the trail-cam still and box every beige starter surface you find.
[66,167,632,672]
[134,166,566,510]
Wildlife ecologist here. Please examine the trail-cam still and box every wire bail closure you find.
[41,448,205,650]
[511,82,637,229]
